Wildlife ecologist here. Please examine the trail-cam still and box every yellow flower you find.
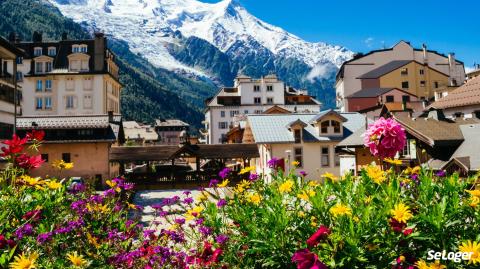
[239,166,256,175]
[127,202,137,210]
[234,180,251,193]
[330,203,352,217]
[459,240,480,264]
[429,261,446,269]
[470,196,480,208]
[467,189,480,198]
[390,203,413,223]
[364,196,373,204]
[52,159,74,170]
[247,192,262,205]
[403,166,421,175]
[9,252,38,269]
[292,160,300,167]
[397,255,406,263]
[217,179,229,188]
[297,189,315,201]
[20,176,45,187]
[310,216,317,227]
[353,216,360,223]
[321,172,338,182]
[67,252,88,267]
[365,164,386,184]
[106,180,121,192]
[86,233,100,249]
[415,260,430,269]
[197,192,208,202]
[185,206,203,221]
[278,180,294,193]
[44,180,62,190]
[307,181,319,187]
[384,158,402,165]
[365,244,378,251]
[298,211,306,218]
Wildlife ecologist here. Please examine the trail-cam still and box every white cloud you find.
[306,64,335,82]
[465,66,476,73]
[364,37,374,48]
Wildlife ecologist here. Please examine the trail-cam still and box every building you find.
[428,76,480,119]
[337,110,480,176]
[6,32,121,117]
[0,36,23,139]
[243,110,365,179]
[154,119,189,145]
[123,121,158,145]
[345,87,421,113]
[467,65,480,80]
[16,114,124,182]
[204,74,321,144]
[336,41,465,111]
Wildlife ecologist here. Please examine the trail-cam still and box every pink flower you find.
[26,130,45,141]
[363,117,406,158]
[306,225,331,248]
[292,249,328,269]
[16,154,45,169]
[403,228,413,236]
[1,134,27,156]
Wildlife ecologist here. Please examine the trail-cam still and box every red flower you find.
[306,225,331,248]
[27,130,45,141]
[1,134,27,156]
[0,235,6,249]
[16,154,45,169]
[389,218,406,233]
[291,249,328,269]
[187,241,223,266]
[403,228,413,236]
[22,209,42,223]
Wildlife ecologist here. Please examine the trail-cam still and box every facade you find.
[154,119,189,145]
[5,32,121,117]
[123,121,158,145]
[204,74,321,144]
[336,41,465,111]
[346,87,420,112]
[0,36,23,139]
[428,75,480,119]
[16,115,123,182]
[243,110,365,179]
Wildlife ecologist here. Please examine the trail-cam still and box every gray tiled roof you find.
[346,88,395,98]
[155,119,189,127]
[357,60,412,79]
[16,115,113,129]
[447,124,480,171]
[247,111,366,144]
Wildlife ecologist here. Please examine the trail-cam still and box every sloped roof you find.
[429,76,480,109]
[357,60,412,79]
[346,88,394,98]
[336,125,367,148]
[16,115,113,129]
[441,124,480,171]
[123,121,158,141]
[309,109,348,123]
[247,111,365,144]
[155,119,189,127]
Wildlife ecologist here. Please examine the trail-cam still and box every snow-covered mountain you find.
[49,0,352,78]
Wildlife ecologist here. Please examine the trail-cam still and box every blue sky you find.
[201,0,479,69]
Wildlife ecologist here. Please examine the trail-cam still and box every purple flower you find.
[175,218,186,225]
[436,170,446,177]
[89,194,103,204]
[69,183,86,194]
[267,157,281,169]
[37,232,53,244]
[217,199,227,208]
[122,182,135,191]
[199,226,212,236]
[125,220,134,228]
[183,197,194,205]
[183,191,191,196]
[215,234,229,244]
[195,218,205,226]
[15,224,33,239]
[152,204,163,211]
[249,173,259,181]
[144,229,156,238]
[209,179,219,187]
[218,168,231,179]
[103,188,116,197]
[70,200,87,214]
[299,171,308,177]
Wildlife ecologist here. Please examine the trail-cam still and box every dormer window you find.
[33,47,42,56]
[321,121,329,134]
[48,47,56,56]
[294,129,301,143]
[35,62,43,73]
[45,62,52,72]
[72,44,88,53]
[331,120,341,133]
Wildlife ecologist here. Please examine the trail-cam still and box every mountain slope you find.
[0,0,209,128]
[48,0,354,108]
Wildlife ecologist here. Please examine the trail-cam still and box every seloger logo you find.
[427,250,474,263]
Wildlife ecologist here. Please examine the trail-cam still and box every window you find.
[253,85,260,92]
[266,97,274,104]
[334,151,340,167]
[254,110,263,114]
[218,122,228,129]
[80,45,88,53]
[16,72,23,82]
[83,78,92,90]
[267,85,273,92]
[66,78,74,90]
[331,120,341,133]
[475,111,480,119]
[401,81,409,89]
[33,47,42,56]
[48,47,56,56]
[230,110,239,117]
[294,129,301,143]
[220,111,225,118]
[294,147,303,167]
[400,68,408,76]
[66,96,75,109]
[83,95,92,109]
[62,153,71,163]
[321,147,329,167]
[44,97,52,109]
[78,129,94,136]
[419,69,424,75]
[72,45,80,53]
[81,60,89,71]
[41,154,48,163]
[36,80,43,92]
[402,95,410,103]
[244,110,249,114]
[16,57,23,64]
[35,62,43,73]
[386,95,394,103]
[45,62,52,72]
[420,80,426,87]
[452,79,457,86]
[254,97,261,104]
[35,98,43,110]
[45,80,52,91]
[320,121,330,134]
[434,81,439,88]
[70,60,80,71]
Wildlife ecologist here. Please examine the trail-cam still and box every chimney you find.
[8,32,16,43]
[108,111,114,122]
[422,43,428,64]
[61,32,68,40]
[448,53,456,85]
[32,31,42,42]
[94,32,106,72]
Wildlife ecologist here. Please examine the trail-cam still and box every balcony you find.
[0,73,15,86]
[0,83,21,105]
